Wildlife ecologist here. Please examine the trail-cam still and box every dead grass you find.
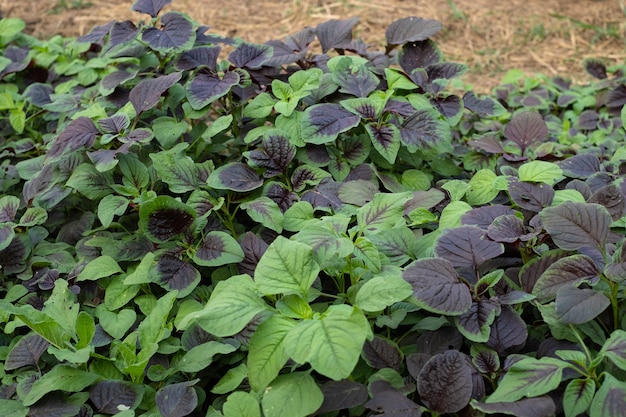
[1,0,625,92]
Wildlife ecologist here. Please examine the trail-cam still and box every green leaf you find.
[223,391,260,417]
[244,92,277,119]
[177,274,269,337]
[466,169,500,205]
[564,378,595,417]
[261,372,324,417]
[276,294,313,319]
[192,231,244,267]
[75,311,95,349]
[9,109,25,134]
[138,290,177,348]
[77,255,123,281]
[357,192,412,234]
[150,143,200,193]
[283,201,314,231]
[355,273,413,312]
[104,274,141,310]
[385,68,418,90]
[43,279,79,336]
[124,252,156,285]
[589,374,626,417]
[118,153,149,192]
[248,315,295,392]
[0,18,26,43]
[255,236,320,296]
[487,357,568,403]
[66,163,113,200]
[0,302,71,348]
[212,363,248,394]
[98,195,129,228]
[439,200,472,229]
[18,207,48,227]
[518,161,563,185]
[22,364,101,406]
[0,399,28,417]
[599,329,626,371]
[284,305,369,380]
[177,341,238,373]
[95,306,137,340]
[151,116,188,148]
[240,197,284,233]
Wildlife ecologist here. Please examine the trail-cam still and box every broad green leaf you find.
[0,399,28,417]
[43,279,79,336]
[223,391,260,417]
[261,372,323,417]
[118,153,149,191]
[204,114,234,138]
[292,225,353,269]
[564,378,595,417]
[150,143,199,193]
[243,92,276,119]
[77,255,123,281]
[18,207,48,227]
[441,179,470,201]
[95,306,137,340]
[353,236,382,273]
[248,314,296,392]
[75,311,95,349]
[367,227,416,266]
[65,163,113,200]
[589,374,626,417]
[240,197,283,233]
[138,291,177,348]
[177,274,269,337]
[151,116,188,148]
[466,169,499,205]
[284,304,369,380]
[212,363,248,394]
[355,273,413,312]
[385,68,418,90]
[104,274,141,310]
[599,329,626,371]
[177,341,238,373]
[487,357,568,403]
[439,200,472,229]
[192,231,244,267]
[357,192,412,234]
[401,169,433,191]
[124,252,156,285]
[518,161,563,185]
[0,302,71,348]
[276,295,313,319]
[283,201,315,231]
[289,68,323,92]
[255,236,320,296]
[22,365,101,406]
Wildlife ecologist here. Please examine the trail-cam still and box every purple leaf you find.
[139,196,195,243]
[430,94,463,121]
[301,179,343,211]
[246,133,295,178]
[5,333,49,371]
[155,381,198,417]
[237,232,268,277]
[27,394,81,417]
[0,46,29,79]
[558,153,600,179]
[175,46,221,70]
[333,64,379,98]
[487,214,528,243]
[426,62,467,81]
[186,71,239,110]
[228,42,273,68]
[540,201,611,251]
[365,380,423,416]
[508,179,554,212]
[416,326,464,355]
[291,165,331,192]
[302,103,361,144]
[472,346,500,374]
[399,107,451,152]
[385,16,442,45]
[403,258,472,315]
[23,83,54,107]
[98,114,130,134]
[417,350,473,414]
[398,40,442,73]
[503,111,548,153]
[318,380,368,413]
[100,70,137,95]
[588,184,625,221]
[142,12,194,51]
[207,162,263,192]
[108,20,140,50]
[533,254,599,303]
[157,254,200,292]
[455,299,500,343]
[487,305,527,354]
[129,72,182,113]
[582,57,608,79]
[90,380,141,414]
[266,182,298,212]
[461,205,516,230]
[435,226,504,269]
[463,91,505,116]
[365,123,400,163]
[362,336,403,371]
[47,117,99,160]
[315,17,359,53]
[131,0,171,17]
[555,285,610,324]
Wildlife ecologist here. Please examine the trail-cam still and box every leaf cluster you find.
[1,0,626,416]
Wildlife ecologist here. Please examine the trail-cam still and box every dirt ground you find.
[1,0,625,92]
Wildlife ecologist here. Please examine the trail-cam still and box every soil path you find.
[2,0,624,92]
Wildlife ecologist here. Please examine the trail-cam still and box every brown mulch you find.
[1,0,625,93]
